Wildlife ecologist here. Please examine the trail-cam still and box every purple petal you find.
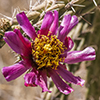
[40,11,53,35]
[60,14,71,27]
[24,71,37,87]
[48,69,73,95]
[67,15,78,33]
[63,36,74,51]
[4,30,31,56]
[60,37,74,58]
[58,14,71,41]
[37,29,49,36]
[4,31,25,54]
[36,70,51,92]
[58,15,78,41]
[64,47,96,64]
[50,10,59,35]
[16,12,37,40]
[14,29,31,48]
[57,64,85,86]
[2,61,28,81]
[60,52,67,58]
[14,29,32,56]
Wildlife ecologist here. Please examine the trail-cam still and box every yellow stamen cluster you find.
[32,34,66,70]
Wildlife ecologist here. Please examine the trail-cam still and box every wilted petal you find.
[24,71,37,87]
[57,64,85,86]
[2,61,28,81]
[16,12,37,40]
[50,10,58,35]
[40,11,53,35]
[36,70,51,92]
[63,36,74,51]
[48,69,73,95]
[64,47,96,64]
[58,15,78,41]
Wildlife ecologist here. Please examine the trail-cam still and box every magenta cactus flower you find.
[2,11,96,95]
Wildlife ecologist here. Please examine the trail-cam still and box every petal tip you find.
[78,79,85,87]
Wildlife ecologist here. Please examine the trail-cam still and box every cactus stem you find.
[80,16,92,25]
[73,4,85,7]
[71,6,76,12]
[92,0,97,6]
[0,13,12,21]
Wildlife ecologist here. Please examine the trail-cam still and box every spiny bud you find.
[0,18,11,32]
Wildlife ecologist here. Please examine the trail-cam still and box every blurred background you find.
[0,0,100,100]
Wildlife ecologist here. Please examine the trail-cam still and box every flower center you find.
[31,34,66,70]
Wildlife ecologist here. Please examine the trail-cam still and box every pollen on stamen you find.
[31,34,67,70]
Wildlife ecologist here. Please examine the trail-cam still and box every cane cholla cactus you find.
[2,10,96,95]
[0,0,99,99]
